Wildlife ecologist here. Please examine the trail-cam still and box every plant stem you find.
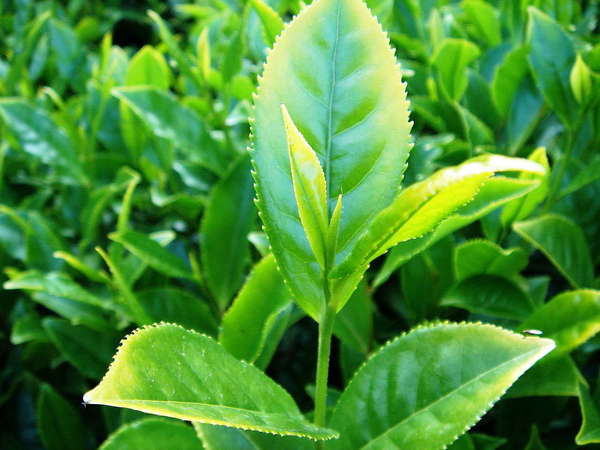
[314,304,335,434]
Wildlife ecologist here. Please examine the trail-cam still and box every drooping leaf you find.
[220,254,294,366]
[518,290,600,357]
[37,383,88,450]
[251,0,412,319]
[201,155,255,310]
[109,230,193,279]
[514,214,593,288]
[100,418,202,450]
[84,324,337,440]
[325,322,554,449]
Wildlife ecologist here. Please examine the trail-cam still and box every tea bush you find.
[1,0,599,449]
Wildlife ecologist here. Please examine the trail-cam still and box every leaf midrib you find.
[324,0,342,205]
[356,346,545,449]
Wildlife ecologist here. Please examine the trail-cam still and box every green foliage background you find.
[0,0,599,448]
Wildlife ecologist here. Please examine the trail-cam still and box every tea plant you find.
[2,0,600,449]
[82,0,557,447]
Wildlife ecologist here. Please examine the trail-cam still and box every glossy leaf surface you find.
[252,0,412,319]
[84,324,337,440]
[326,322,554,449]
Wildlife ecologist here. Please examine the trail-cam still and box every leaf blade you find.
[84,323,337,440]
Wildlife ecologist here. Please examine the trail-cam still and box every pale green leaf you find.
[251,0,412,320]
[514,214,593,288]
[325,322,554,449]
[251,0,285,47]
[500,147,550,226]
[282,104,329,268]
[84,323,337,440]
[336,154,544,278]
[570,54,593,104]
[125,45,170,88]
[375,176,540,286]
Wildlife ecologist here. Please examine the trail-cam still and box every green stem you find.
[314,304,335,433]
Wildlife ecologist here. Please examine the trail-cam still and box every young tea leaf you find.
[326,322,554,449]
[84,323,338,440]
[281,104,329,269]
[251,0,412,320]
